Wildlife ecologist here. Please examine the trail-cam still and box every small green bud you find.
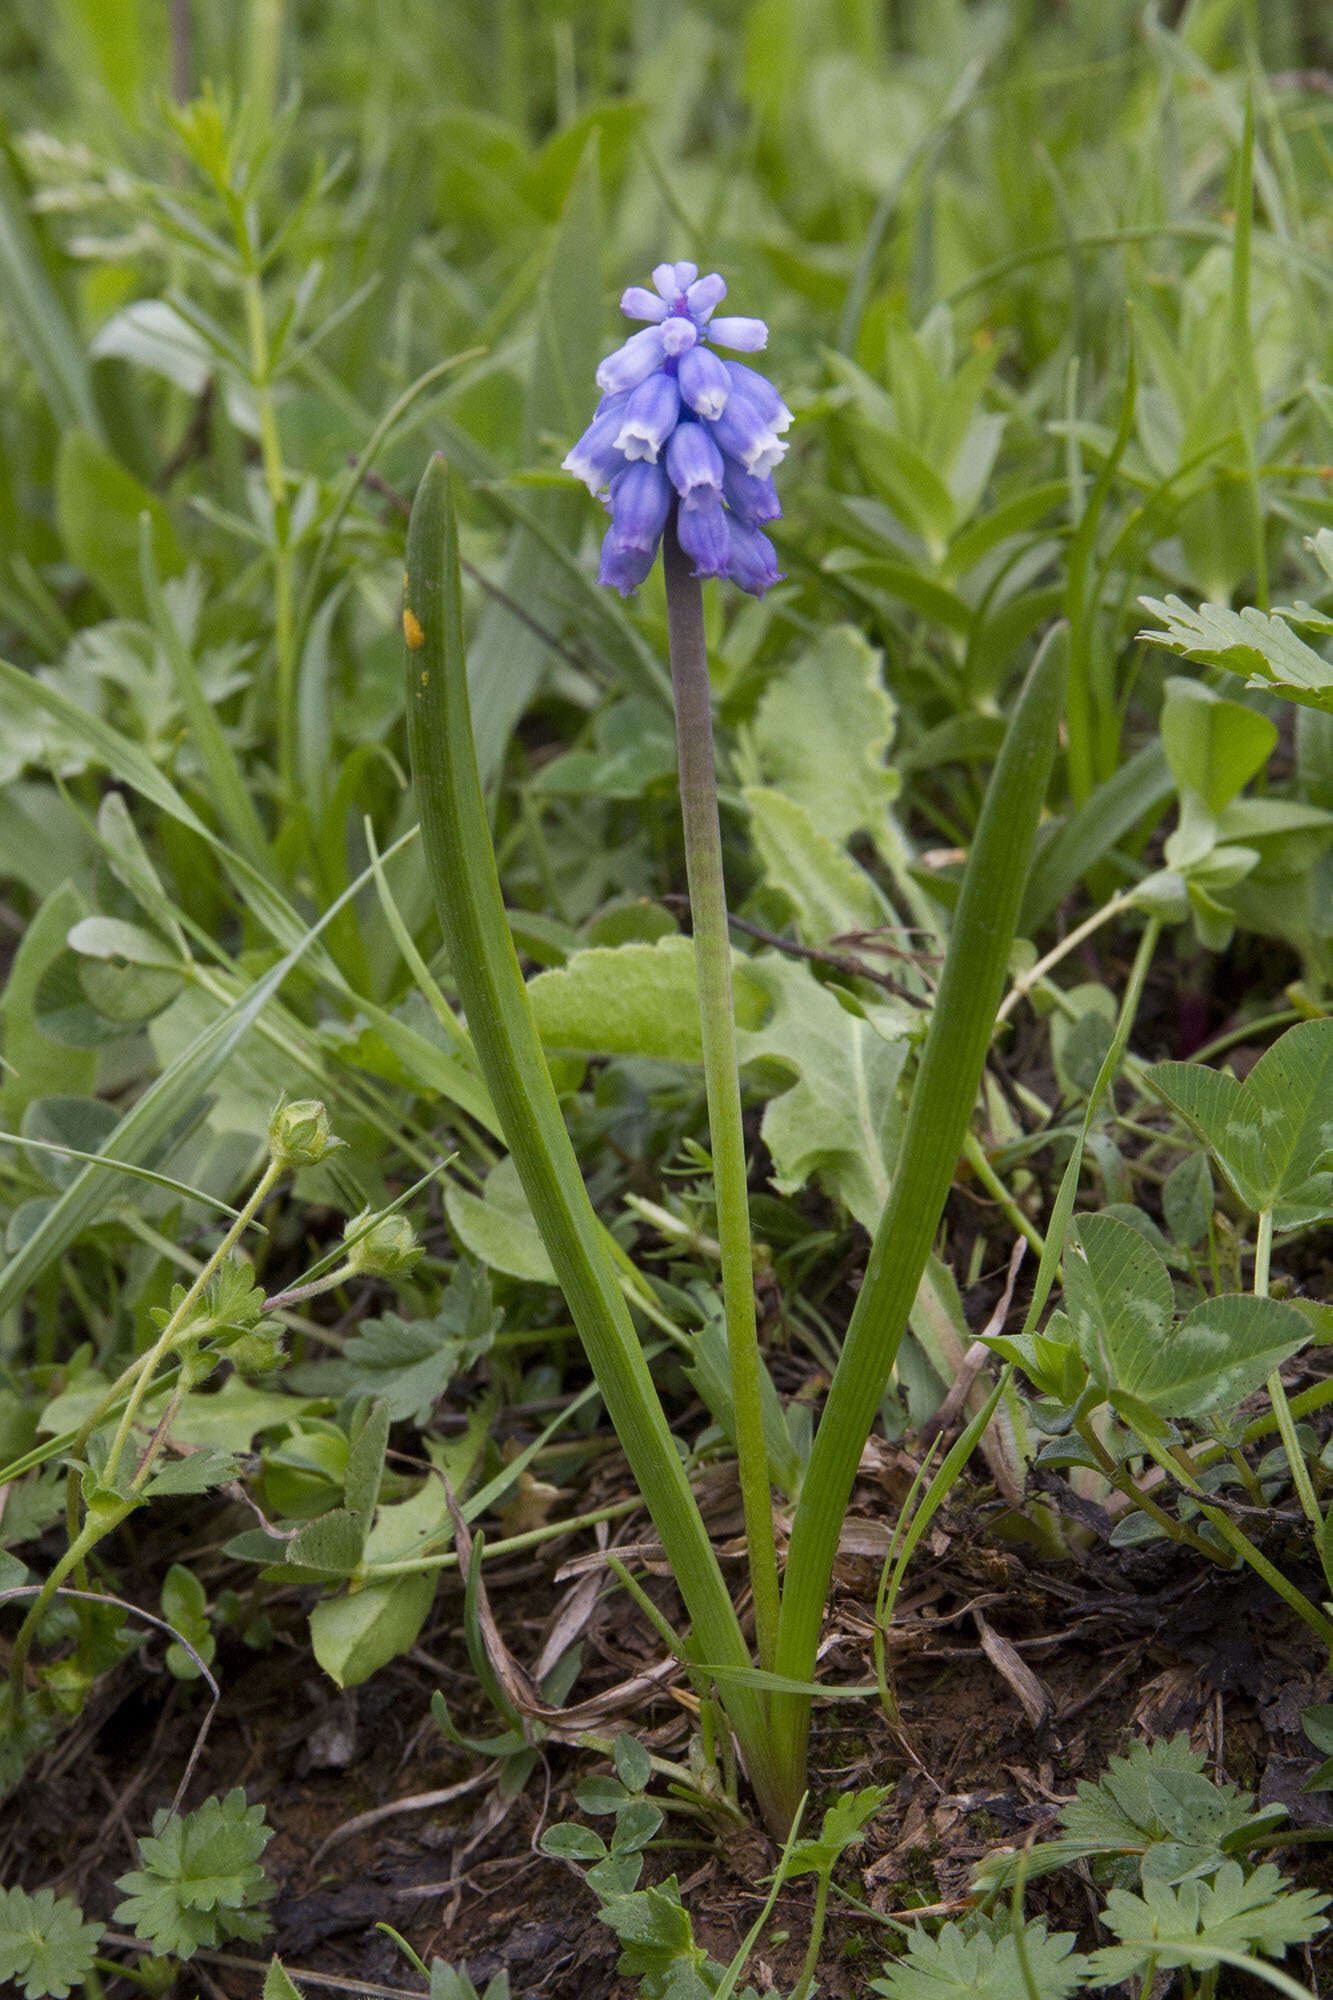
[225,1325,286,1376]
[345,1207,423,1277]
[268,1094,343,1169]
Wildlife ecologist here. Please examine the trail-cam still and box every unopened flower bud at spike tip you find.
[707,316,768,353]
[565,261,788,598]
[621,285,669,323]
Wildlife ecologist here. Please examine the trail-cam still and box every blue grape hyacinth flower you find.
[562,261,787,598]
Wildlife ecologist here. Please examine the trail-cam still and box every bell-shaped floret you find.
[666,420,726,505]
[678,345,732,421]
[605,461,672,552]
[614,373,681,463]
[596,325,668,394]
[726,520,784,596]
[676,495,731,579]
[722,461,781,526]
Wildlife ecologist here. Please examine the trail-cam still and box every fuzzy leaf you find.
[527,935,767,1062]
[743,785,889,944]
[741,625,901,846]
[738,955,910,1231]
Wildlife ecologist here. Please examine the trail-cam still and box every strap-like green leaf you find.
[402,454,783,1828]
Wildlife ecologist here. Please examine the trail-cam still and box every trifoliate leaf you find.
[0,1885,102,1999]
[871,1916,1090,1999]
[113,1788,275,1959]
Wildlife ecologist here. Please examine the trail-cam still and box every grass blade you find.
[769,623,1068,1812]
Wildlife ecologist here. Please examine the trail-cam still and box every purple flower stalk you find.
[562,260,787,597]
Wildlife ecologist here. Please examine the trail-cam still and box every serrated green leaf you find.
[338,1276,499,1425]
[0,1885,102,1999]
[975,1736,1282,1897]
[145,1446,240,1499]
[428,1958,511,2000]
[263,1959,305,2000]
[786,1785,891,1877]
[871,1915,1089,2000]
[1140,595,1333,715]
[1089,1862,1329,1979]
[113,1789,274,1960]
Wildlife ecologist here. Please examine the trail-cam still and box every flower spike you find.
[561,261,786,597]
